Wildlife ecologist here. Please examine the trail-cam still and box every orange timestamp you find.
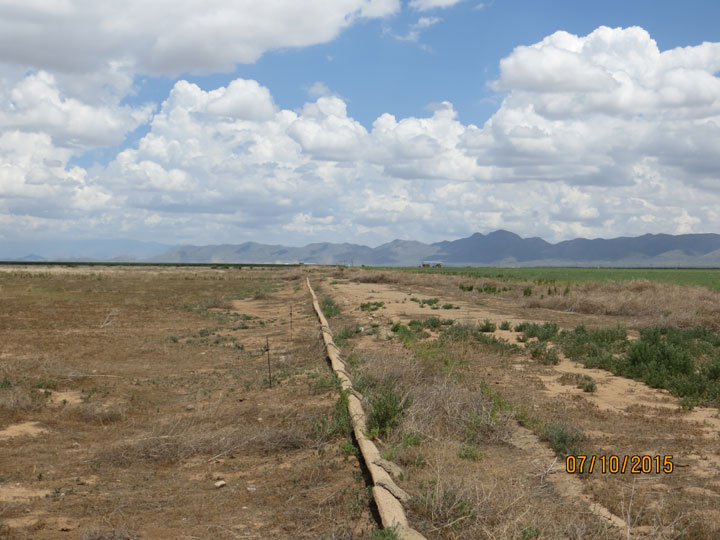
[566,455,674,474]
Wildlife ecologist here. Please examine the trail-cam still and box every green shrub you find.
[516,322,559,342]
[522,287,532,296]
[423,317,449,330]
[499,321,511,331]
[0,376,12,389]
[360,301,384,311]
[336,325,362,342]
[479,319,496,333]
[339,439,359,457]
[557,324,720,406]
[369,527,400,540]
[390,322,425,344]
[520,526,541,540]
[402,432,422,447]
[526,341,547,360]
[543,422,582,456]
[559,373,596,392]
[321,296,340,318]
[541,347,560,365]
[458,444,480,461]
[312,390,352,441]
[458,284,474,292]
[441,323,474,341]
[367,381,411,438]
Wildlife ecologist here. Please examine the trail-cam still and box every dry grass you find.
[325,270,720,538]
[0,265,376,538]
[525,279,720,328]
[82,527,139,540]
[0,387,35,413]
[406,464,616,540]
[72,401,128,424]
[345,342,612,538]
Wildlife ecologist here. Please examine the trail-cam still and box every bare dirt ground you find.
[2,265,719,539]
[0,266,375,539]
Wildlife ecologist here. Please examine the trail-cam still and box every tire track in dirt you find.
[306,278,426,540]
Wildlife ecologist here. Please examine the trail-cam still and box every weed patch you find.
[366,380,411,438]
[515,322,559,342]
[360,301,384,311]
[559,373,597,393]
[321,296,340,318]
[558,324,720,406]
[543,422,583,457]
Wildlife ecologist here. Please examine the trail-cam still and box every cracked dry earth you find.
[322,274,720,539]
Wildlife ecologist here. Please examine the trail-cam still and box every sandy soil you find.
[0,267,376,539]
[2,265,719,539]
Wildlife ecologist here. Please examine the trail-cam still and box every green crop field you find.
[370,266,720,291]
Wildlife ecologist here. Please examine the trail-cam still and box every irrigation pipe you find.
[307,278,426,540]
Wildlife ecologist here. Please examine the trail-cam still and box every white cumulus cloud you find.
[3,25,720,246]
[0,0,400,77]
[409,0,466,10]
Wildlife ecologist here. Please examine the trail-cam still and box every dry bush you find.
[407,463,616,539]
[525,279,720,328]
[72,401,128,424]
[402,380,513,444]
[0,356,57,380]
[0,387,35,412]
[352,350,512,444]
[351,272,400,284]
[96,413,315,466]
[251,290,270,300]
[82,527,139,540]
[273,268,304,281]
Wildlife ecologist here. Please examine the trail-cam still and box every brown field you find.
[1,265,719,539]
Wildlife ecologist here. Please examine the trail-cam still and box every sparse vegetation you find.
[515,321,559,342]
[366,379,411,438]
[559,373,597,393]
[478,319,496,333]
[321,295,341,317]
[556,324,720,406]
[543,422,583,457]
[4,264,720,539]
[360,301,384,311]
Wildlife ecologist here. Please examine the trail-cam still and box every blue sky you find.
[119,0,720,131]
[1,0,720,249]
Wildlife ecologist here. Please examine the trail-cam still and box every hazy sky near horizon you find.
[1,0,720,247]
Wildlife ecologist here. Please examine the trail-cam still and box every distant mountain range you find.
[145,230,720,267]
[0,239,175,262]
[5,230,720,267]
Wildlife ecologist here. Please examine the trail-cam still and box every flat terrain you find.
[0,266,375,539]
[379,266,720,291]
[2,265,720,539]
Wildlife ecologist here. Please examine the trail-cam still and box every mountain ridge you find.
[143,230,720,267]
